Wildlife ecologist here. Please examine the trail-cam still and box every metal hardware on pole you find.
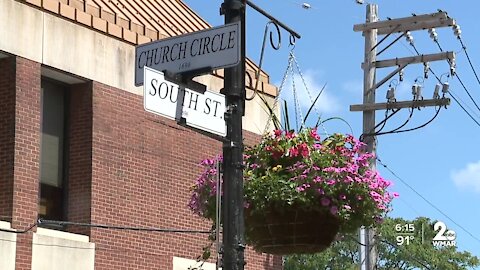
[221,0,246,270]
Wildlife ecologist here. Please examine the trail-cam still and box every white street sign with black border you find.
[143,67,226,137]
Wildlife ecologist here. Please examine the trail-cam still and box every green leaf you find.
[301,83,327,132]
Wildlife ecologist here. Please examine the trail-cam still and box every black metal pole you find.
[222,0,246,270]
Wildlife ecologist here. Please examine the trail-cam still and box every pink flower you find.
[392,192,400,198]
[298,143,310,157]
[313,144,322,150]
[273,129,282,137]
[339,194,347,200]
[310,128,321,140]
[326,179,336,186]
[286,131,296,139]
[289,147,299,157]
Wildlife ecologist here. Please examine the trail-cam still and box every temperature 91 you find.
[396,235,414,246]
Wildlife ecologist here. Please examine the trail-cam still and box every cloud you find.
[277,70,341,115]
[451,160,480,193]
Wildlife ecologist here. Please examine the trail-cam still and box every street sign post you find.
[135,22,241,86]
[143,67,226,137]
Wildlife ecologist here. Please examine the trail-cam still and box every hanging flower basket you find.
[188,128,398,255]
[245,207,340,254]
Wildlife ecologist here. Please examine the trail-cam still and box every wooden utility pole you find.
[353,4,456,270]
[360,5,378,270]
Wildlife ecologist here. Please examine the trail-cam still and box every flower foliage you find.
[189,128,398,234]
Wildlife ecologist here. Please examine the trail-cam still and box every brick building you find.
[0,0,282,269]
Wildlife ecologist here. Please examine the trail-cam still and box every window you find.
[39,79,68,221]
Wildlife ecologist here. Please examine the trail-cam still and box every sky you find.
[183,0,480,264]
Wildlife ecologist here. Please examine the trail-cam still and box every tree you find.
[284,216,480,270]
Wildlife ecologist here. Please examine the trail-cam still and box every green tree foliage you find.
[284,217,480,270]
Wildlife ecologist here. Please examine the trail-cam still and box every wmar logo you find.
[432,221,456,247]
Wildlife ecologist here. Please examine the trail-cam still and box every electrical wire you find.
[38,219,212,234]
[375,105,442,136]
[0,222,37,234]
[408,42,480,127]
[434,38,480,113]
[362,107,414,138]
[459,38,480,87]
[448,91,480,126]
[454,72,480,112]
[376,157,480,245]
[0,218,211,234]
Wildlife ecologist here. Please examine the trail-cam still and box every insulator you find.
[433,84,441,99]
[412,84,418,96]
[450,59,456,76]
[428,28,438,41]
[424,62,430,78]
[453,25,462,38]
[399,69,404,81]
[442,82,450,94]
[405,31,414,45]
[416,85,423,100]
[386,87,396,102]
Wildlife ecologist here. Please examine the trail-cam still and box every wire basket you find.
[245,207,340,254]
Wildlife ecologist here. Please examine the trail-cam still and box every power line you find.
[407,42,480,127]
[454,71,480,112]
[459,37,480,87]
[433,38,480,113]
[448,90,480,127]
[376,157,480,245]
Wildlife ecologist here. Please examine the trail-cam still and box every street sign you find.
[143,67,226,137]
[135,22,241,86]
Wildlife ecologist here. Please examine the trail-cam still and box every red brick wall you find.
[12,57,41,270]
[89,82,282,270]
[67,82,93,235]
[0,56,16,221]
[0,55,281,269]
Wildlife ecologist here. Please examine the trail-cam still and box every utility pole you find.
[353,4,455,270]
[359,5,378,270]
[221,0,246,270]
